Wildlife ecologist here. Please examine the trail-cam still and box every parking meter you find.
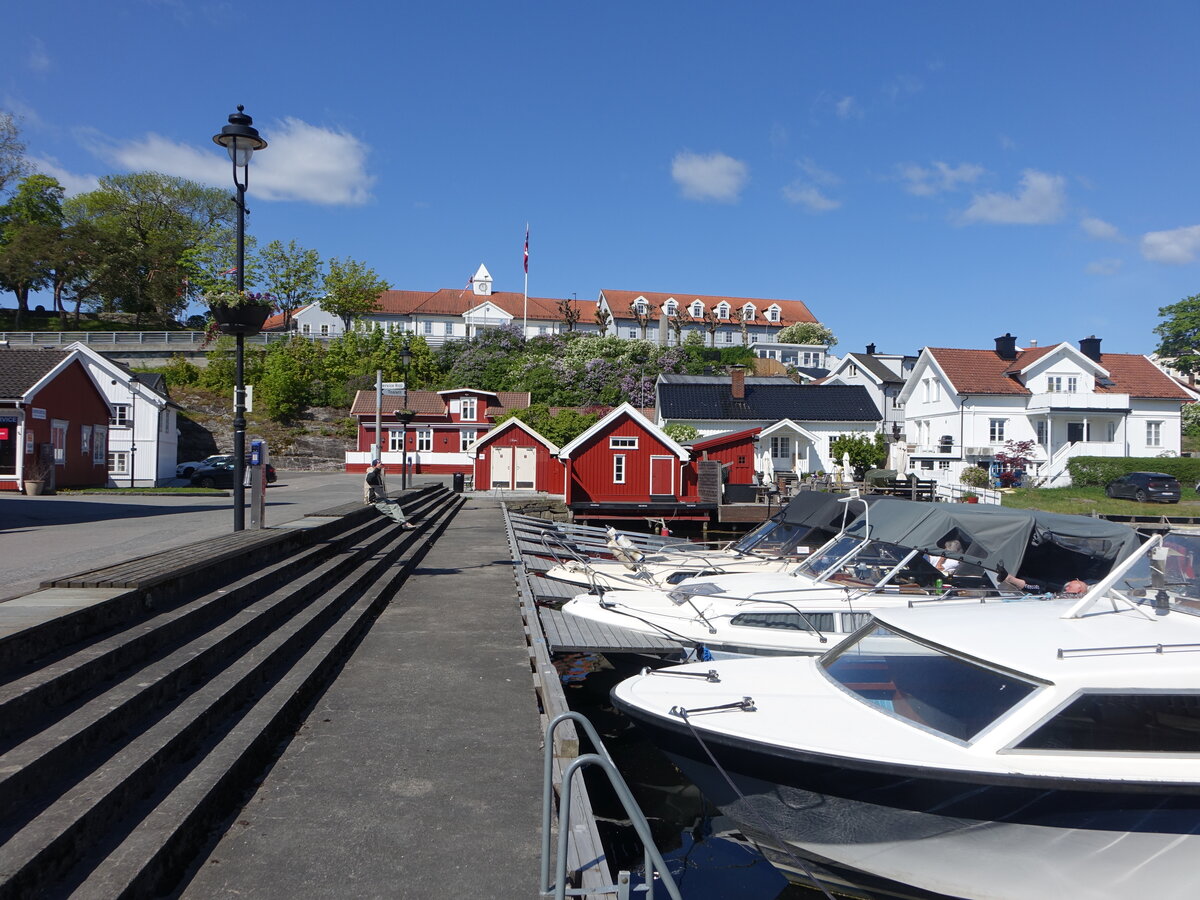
[249,440,268,529]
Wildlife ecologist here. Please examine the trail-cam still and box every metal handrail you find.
[541,711,682,900]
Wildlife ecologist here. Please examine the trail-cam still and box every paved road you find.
[0,471,449,604]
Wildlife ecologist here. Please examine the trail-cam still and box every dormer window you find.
[766,306,781,322]
[461,397,478,421]
[633,299,648,315]
[689,300,705,318]
[715,302,730,319]
[742,304,756,320]
[663,299,678,316]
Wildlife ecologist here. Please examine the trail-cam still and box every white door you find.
[492,447,513,488]
[514,446,536,489]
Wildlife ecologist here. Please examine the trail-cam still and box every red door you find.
[650,456,675,496]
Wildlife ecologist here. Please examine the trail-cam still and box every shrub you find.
[1067,455,1200,486]
[959,465,991,488]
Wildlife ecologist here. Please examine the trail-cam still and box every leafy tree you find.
[776,321,838,348]
[1182,401,1200,437]
[495,404,600,446]
[261,239,323,331]
[258,336,325,420]
[0,175,64,327]
[322,257,389,332]
[829,432,888,472]
[994,439,1036,487]
[1155,294,1200,375]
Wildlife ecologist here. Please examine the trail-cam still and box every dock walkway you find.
[181,496,545,899]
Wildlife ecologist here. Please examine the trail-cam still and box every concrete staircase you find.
[0,485,464,899]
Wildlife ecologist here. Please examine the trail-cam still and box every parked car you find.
[176,454,231,479]
[1104,471,1181,503]
[190,460,278,489]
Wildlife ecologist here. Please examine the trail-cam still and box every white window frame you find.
[989,418,1006,443]
[1036,420,1048,446]
[770,435,791,457]
[689,301,704,318]
[722,330,732,343]
[663,300,678,316]
[301,323,311,334]
[51,419,68,465]
[81,425,91,456]
[1147,421,1162,448]
[460,430,476,452]
[423,320,433,335]
[388,430,405,452]
[766,306,781,322]
[715,302,730,319]
[1047,375,1063,393]
[1106,421,1117,442]
[320,324,330,336]
[417,429,433,452]
[110,404,131,427]
[613,454,626,484]
[742,304,756,320]
[108,450,129,474]
[444,321,454,335]
[92,425,107,464]
[609,436,638,449]
[461,397,478,421]
[633,300,648,315]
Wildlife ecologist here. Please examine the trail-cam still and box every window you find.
[628,328,637,339]
[1036,420,1048,445]
[444,322,454,335]
[613,454,625,484]
[1047,375,1063,393]
[1106,421,1117,442]
[722,331,732,343]
[423,320,433,335]
[461,397,478,421]
[460,430,476,452]
[388,430,405,452]
[51,420,67,464]
[1147,421,1162,447]
[920,459,934,470]
[689,301,704,317]
[92,425,106,464]
[766,306,780,322]
[848,364,858,378]
[538,326,548,335]
[110,404,131,427]
[939,460,951,470]
[663,300,678,316]
[81,426,91,456]
[1067,376,1078,392]
[730,612,836,633]
[610,436,639,449]
[1016,693,1200,752]
[108,451,129,474]
[320,324,330,336]
[417,430,432,452]
[741,304,755,320]
[301,323,311,334]
[803,352,821,367]
[716,302,730,319]
[989,419,1006,443]
[770,436,791,457]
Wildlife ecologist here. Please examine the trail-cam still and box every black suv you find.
[1104,471,1181,503]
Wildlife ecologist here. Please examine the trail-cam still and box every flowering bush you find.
[205,289,276,309]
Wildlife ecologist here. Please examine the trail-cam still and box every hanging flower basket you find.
[395,410,416,425]
[206,291,275,336]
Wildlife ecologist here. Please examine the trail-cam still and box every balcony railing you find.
[1027,391,1130,412]
[0,331,328,347]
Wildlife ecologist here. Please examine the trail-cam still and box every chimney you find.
[994,333,1018,360]
[1027,338,1037,348]
[866,343,876,355]
[1079,335,1102,362]
[730,365,746,399]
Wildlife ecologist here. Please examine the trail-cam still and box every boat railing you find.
[541,711,682,900]
[539,530,592,569]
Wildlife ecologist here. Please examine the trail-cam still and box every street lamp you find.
[400,340,412,490]
[213,106,267,532]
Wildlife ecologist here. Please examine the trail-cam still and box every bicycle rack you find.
[541,711,683,900]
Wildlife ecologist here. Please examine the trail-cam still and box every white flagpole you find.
[522,223,529,337]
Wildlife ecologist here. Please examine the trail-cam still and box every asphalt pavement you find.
[0,471,448,604]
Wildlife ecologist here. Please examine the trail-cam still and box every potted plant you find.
[23,455,52,496]
[394,409,416,425]
[961,491,979,504]
[205,290,276,336]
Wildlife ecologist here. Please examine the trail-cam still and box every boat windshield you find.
[821,624,1039,741]
[1108,530,1200,614]
[732,519,820,558]
[796,537,943,591]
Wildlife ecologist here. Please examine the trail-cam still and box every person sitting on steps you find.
[365,460,416,529]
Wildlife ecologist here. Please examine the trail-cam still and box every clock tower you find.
[472,264,493,296]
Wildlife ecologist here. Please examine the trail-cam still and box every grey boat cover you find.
[778,491,884,530]
[842,498,1141,576]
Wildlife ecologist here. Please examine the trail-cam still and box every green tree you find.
[258,336,324,420]
[0,174,64,326]
[776,321,838,348]
[0,111,31,199]
[322,257,389,332]
[829,432,887,472]
[664,423,700,443]
[1155,294,1200,376]
[261,239,323,331]
[1182,401,1200,437]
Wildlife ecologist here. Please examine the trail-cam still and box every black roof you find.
[659,380,880,421]
[0,349,70,399]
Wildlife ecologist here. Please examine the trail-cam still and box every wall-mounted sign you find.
[0,428,8,440]
[26,434,34,453]
[32,408,47,420]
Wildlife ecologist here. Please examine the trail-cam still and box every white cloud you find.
[782,184,840,211]
[26,155,99,196]
[835,96,861,120]
[670,151,748,203]
[960,169,1067,225]
[1141,225,1200,264]
[1086,258,1123,276]
[898,161,984,196]
[94,117,375,206]
[27,38,50,74]
[1081,217,1121,241]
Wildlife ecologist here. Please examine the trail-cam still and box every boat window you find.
[800,538,939,591]
[821,624,1039,741]
[1015,693,1200,752]
[841,612,873,632]
[663,569,720,585]
[796,536,866,579]
[667,582,727,605]
[733,520,819,558]
[730,612,835,632]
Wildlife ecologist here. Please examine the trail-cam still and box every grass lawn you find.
[1000,484,1200,516]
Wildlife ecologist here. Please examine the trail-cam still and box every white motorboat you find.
[610,531,1200,899]
[564,500,1142,659]
[543,491,870,591]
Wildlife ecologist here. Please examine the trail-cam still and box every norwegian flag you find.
[220,265,238,275]
[523,224,529,274]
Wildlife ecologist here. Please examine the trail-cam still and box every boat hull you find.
[615,702,1200,900]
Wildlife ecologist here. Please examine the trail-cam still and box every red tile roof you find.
[601,289,817,327]
[927,347,1192,399]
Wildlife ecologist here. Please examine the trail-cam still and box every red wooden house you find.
[680,427,762,500]
[469,417,565,493]
[0,349,111,492]
[557,403,709,524]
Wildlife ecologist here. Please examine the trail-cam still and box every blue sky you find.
[5,1,1200,358]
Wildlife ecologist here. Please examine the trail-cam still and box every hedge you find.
[1066,456,1200,487]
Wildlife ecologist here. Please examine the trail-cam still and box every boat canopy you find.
[842,499,1142,587]
[777,491,886,530]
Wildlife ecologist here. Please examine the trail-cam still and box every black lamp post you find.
[400,341,412,490]
[212,106,268,532]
